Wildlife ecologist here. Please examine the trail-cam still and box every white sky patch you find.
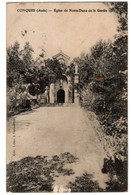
[7,2,119,60]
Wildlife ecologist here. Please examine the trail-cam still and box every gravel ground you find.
[7,106,109,191]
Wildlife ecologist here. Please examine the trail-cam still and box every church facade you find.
[40,51,79,104]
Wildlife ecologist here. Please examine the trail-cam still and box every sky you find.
[6,2,119,61]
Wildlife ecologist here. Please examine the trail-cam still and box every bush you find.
[102,157,127,191]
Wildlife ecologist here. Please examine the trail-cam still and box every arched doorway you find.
[57,89,65,103]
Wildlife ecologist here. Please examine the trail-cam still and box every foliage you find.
[44,58,71,83]
[7,41,73,115]
[109,2,128,33]
[7,42,66,115]
[75,2,128,192]
[102,158,127,192]
[71,53,94,89]
[7,42,34,87]
[7,84,33,116]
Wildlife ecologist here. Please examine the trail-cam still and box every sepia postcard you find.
[6,2,128,192]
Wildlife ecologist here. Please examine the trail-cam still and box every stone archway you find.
[57,89,65,103]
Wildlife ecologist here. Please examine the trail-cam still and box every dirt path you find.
[7,106,109,189]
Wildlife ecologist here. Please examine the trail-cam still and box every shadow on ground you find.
[7,152,103,192]
[68,173,103,192]
[7,152,77,192]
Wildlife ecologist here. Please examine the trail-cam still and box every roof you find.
[52,50,70,61]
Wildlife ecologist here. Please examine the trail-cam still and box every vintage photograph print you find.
[6,2,128,192]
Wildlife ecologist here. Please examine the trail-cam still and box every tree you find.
[7,41,23,87]
[108,2,127,33]
[74,3,128,191]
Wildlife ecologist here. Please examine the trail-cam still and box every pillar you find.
[74,63,79,104]
[49,83,54,103]
[74,89,79,104]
